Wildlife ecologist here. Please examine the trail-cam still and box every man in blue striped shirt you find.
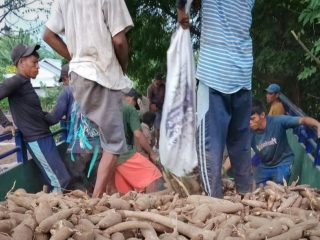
[178,0,253,197]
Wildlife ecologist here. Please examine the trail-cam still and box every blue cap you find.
[265,83,281,93]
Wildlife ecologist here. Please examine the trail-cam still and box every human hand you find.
[177,8,189,29]
[3,125,15,136]
[149,151,158,164]
[150,103,158,113]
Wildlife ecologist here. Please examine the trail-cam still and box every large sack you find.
[159,1,197,176]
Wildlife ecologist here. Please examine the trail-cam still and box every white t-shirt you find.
[46,0,134,90]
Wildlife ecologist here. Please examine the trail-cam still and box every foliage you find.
[126,0,200,94]
[0,30,34,66]
[39,85,61,112]
[251,0,320,118]
[0,0,51,35]
[1,0,319,119]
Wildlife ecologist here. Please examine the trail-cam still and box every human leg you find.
[70,72,126,196]
[227,89,253,194]
[92,151,118,197]
[255,164,272,186]
[27,136,71,192]
[197,87,230,198]
[271,161,292,185]
[69,72,127,155]
[115,152,162,193]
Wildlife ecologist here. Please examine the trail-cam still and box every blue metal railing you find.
[0,131,27,163]
[280,94,320,166]
[0,127,67,165]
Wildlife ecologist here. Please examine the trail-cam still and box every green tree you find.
[0,30,35,67]
[126,0,200,93]
[0,0,51,35]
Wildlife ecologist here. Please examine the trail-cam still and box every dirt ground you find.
[0,113,17,164]
[0,142,16,164]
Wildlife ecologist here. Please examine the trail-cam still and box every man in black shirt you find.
[0,44,70,192]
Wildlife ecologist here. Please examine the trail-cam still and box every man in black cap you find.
[0,44,70,192]
[45,64,74,130]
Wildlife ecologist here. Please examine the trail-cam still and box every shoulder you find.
[3,74,23,86]
[147,84,153,90]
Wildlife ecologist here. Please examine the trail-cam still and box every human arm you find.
[128,106,158,162]
[44,88,69,125]
[147,86,157,112]
[177,0,201,29]
[112,31,129,74]
[43,27,71,61]
[103,0,133,74]
[134,129,157,163]
[299,117,320,138]
[43,0,71,61]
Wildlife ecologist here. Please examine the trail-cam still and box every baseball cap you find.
[11,44,40,66]
[125,88,141,109]
[59,64,69,82]
[265,83,281,93]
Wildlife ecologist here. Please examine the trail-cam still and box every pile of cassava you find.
[0,179,320,240]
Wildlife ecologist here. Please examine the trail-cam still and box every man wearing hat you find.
[45,64,74,129]
[266,83,286,116]
[0,44,70,192]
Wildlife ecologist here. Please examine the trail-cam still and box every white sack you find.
[159,2,198,176]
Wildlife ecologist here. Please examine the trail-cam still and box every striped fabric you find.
[28,141,62,192]
[196,0,254,94]
[27,136,71,192]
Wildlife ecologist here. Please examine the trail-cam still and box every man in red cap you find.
[0,44,71,192]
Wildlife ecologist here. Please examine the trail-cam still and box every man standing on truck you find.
[250,99,320,185]
[177,0,254,197]
[0,44,71,192]
[43,0,134,197]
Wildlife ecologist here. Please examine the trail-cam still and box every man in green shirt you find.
[114,89,162,193]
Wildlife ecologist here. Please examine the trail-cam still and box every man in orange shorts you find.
[115,89,162,193]
[67,88,162,194]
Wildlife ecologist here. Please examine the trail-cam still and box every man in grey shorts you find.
[43,0,134,197]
